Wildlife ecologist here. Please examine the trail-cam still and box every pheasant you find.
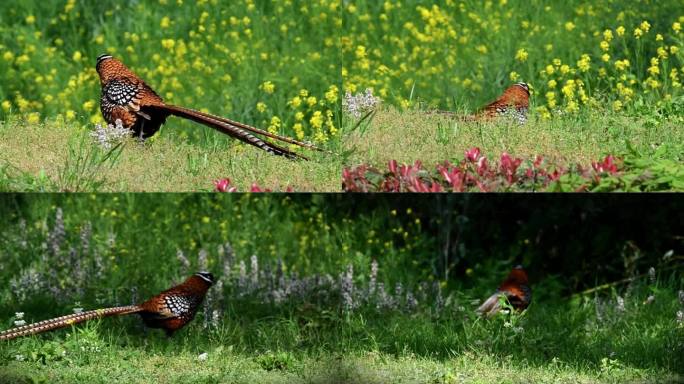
[96,54,319,160]
[435,82,531,124]
[476,265,531,317]
[0,272,214,340]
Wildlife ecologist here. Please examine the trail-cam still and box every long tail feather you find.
[0,306,141,341]
[172,106,323,152]
[153,105,310,160]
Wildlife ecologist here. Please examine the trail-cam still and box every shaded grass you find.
[344,106,684,168]
[0,118,342,192]
[1,289,681,384]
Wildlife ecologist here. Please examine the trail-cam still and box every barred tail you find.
[156,105,310,160]
[0,305,141,341]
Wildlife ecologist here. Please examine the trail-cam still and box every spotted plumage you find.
[0,272,214,340]
[96,54,320,159]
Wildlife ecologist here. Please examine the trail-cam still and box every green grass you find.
[0,117,342,191]
[0,195,682,383]
[343,106,684,168]
[1,292,681,384]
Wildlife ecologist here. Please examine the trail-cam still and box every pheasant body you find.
[478,82,530,123]
[476,265,531,317]
[0,272,214,340]
[435,82,530,123]
[96,54,317,159]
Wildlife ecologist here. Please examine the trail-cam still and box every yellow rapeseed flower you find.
[657,47,668,59]
[309,111,323,129]
[160,17,170,28]
[600,41,609,51]
[564,21,575,31]
[25,15,36,24]
[261,81,275,94]
[72,51,82,61]
[614,59,630,71]
[1,100,11,111]
[515,48,528,62]
[256,102,266,113]
[509,71,519,81]
[673,22,681,33]
[294,112,304,121]
[65,110,75,120]
[2,51,14,62]
[545,65,554,75]
[616,26,625,36]
[547,79,557,88]
[603,29,613,42]
[325,85,339,104]
[306,96,317,107]
[656,34,663,41]
[612,100,623,111]
[602,54,610,62]
[27,113,40,124]
[577,54,591,72]
[640,21,651,33]
[289,96,302,108]
[633,28,643,39]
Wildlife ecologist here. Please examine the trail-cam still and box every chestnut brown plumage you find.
[476,265,531,317]
[435,82,530,124]
[0,272,214,340]
[96,54,319,160]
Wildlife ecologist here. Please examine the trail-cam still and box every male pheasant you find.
[0,272,214,340]
[476,265,531,317]
[436,82,531,124]
[96,54,319,160]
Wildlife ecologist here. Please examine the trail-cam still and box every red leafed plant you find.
[341,148,625,192]
[214,178,293,192]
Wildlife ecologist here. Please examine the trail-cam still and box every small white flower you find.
[13,320,26,327]
[90,119,132,149]
[15,312,24,319]
[198,352,209,361]
[15,354,25,361]
[73,307,84,314]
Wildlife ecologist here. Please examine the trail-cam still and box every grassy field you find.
[0,196,682,383]
[0,117,341,192]
[344,106,684,168]
[341,0,684,188]
[0,0,341,191]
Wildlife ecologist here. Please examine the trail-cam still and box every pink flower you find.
[214,178,236,192]
[465,147,481,162]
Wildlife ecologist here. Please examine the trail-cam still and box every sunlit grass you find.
[0,117,341,191]
[343,106,684,168]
